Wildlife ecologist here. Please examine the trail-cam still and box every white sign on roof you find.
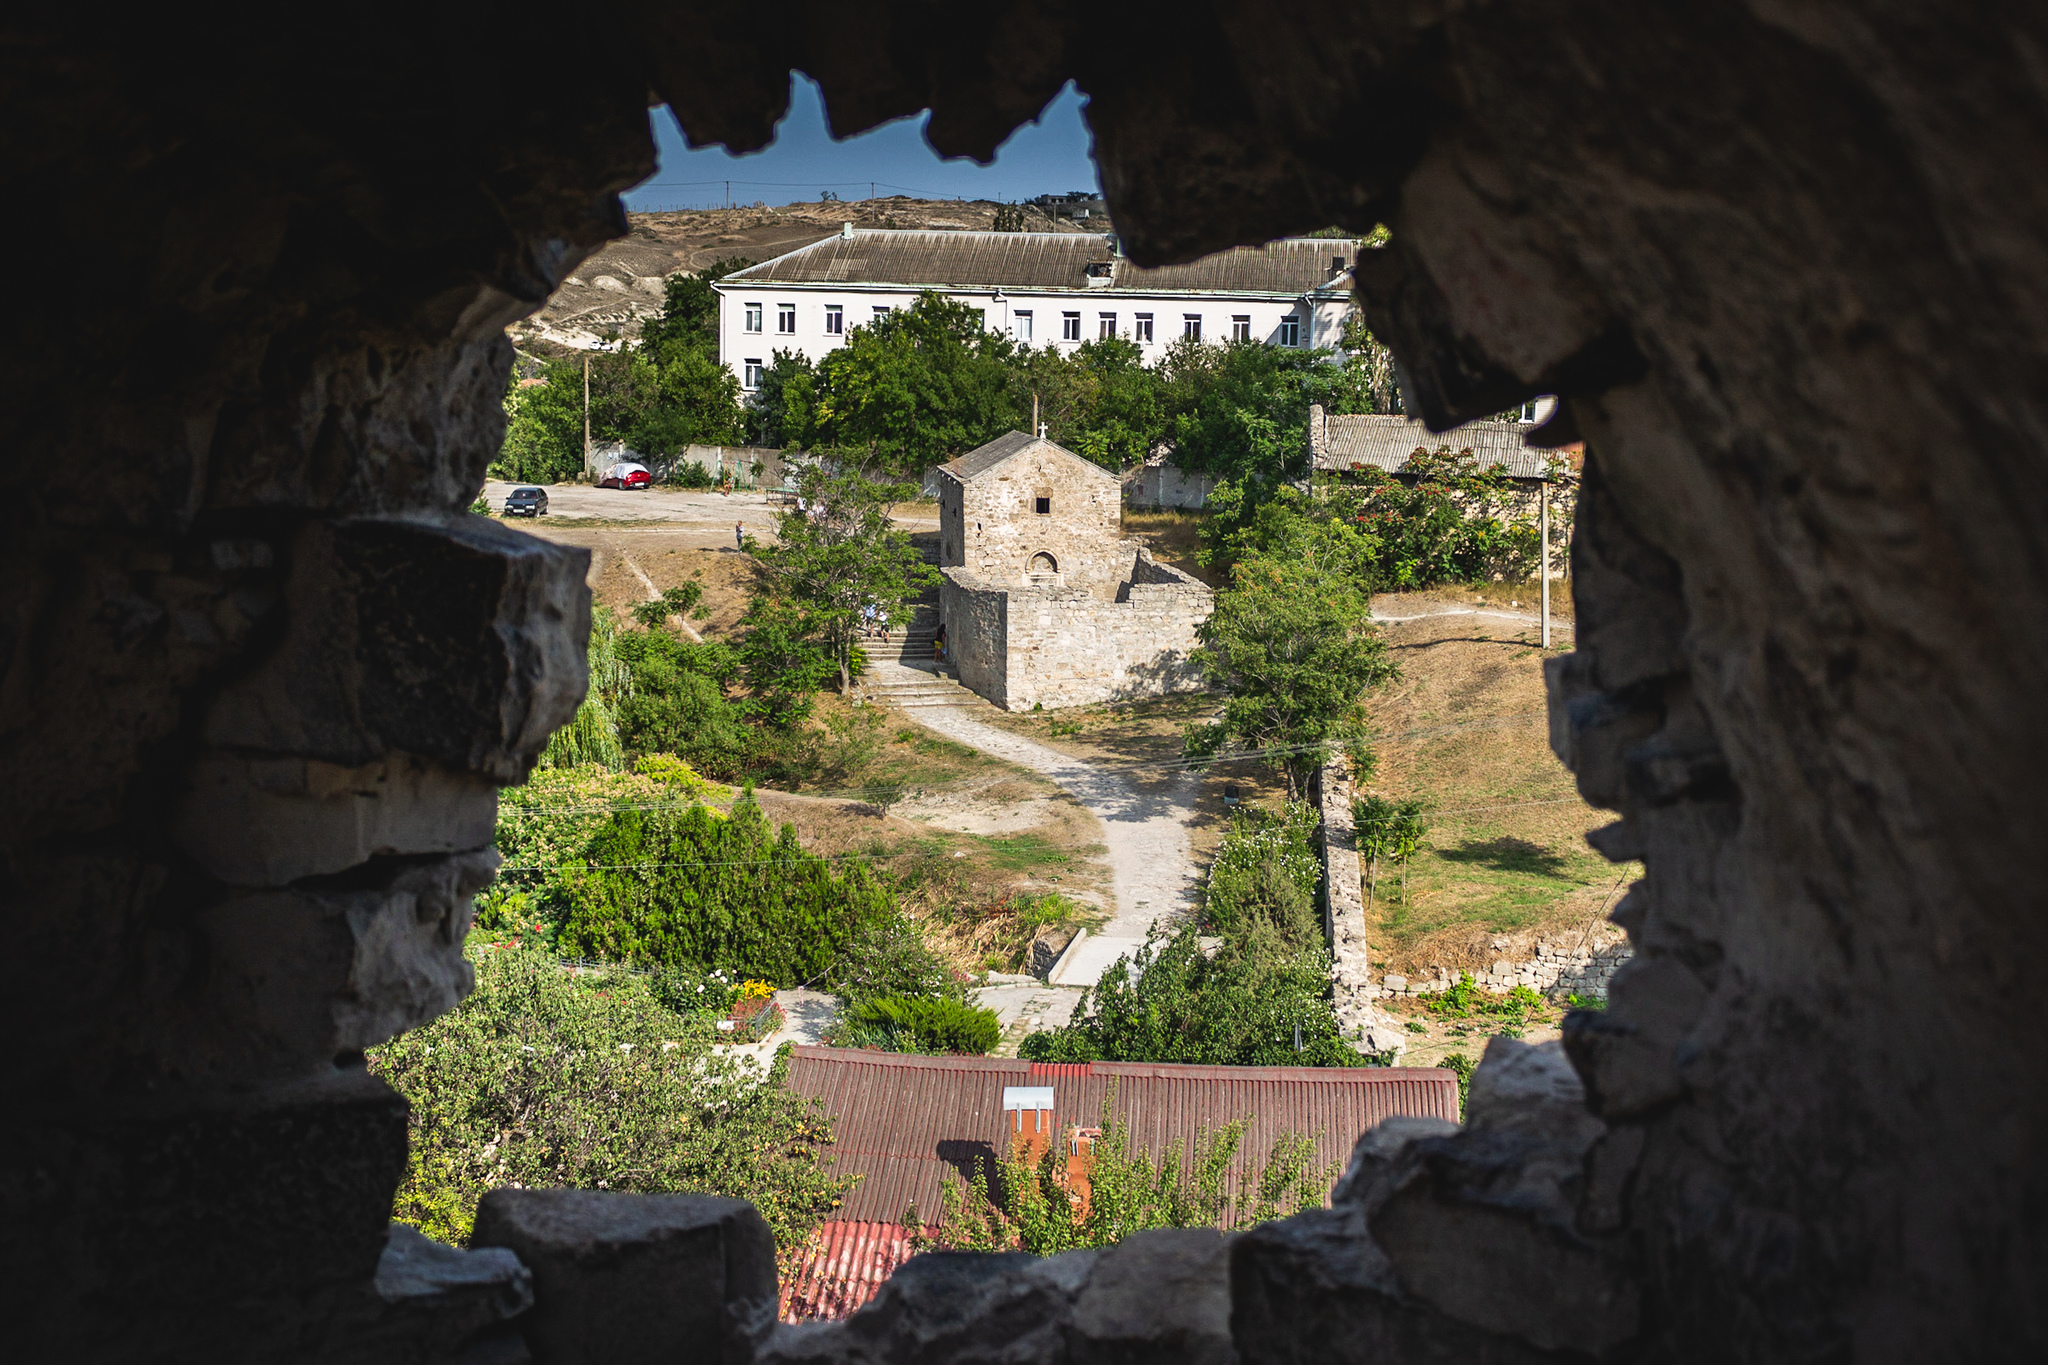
[1002,1086,1056,1112]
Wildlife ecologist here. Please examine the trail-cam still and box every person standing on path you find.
[734,521,744,553]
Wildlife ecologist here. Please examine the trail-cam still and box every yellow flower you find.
[741,979,775,1001]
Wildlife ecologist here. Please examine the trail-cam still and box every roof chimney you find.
[840,221,854,240]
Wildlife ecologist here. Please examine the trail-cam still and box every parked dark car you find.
[504,486,548,517]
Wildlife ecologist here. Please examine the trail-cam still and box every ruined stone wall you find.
[939,555,1210,712]
[1374,937,1632,1004]
[8,3,2046,1359]
[938,570,1009,703]
[955,448,1126,592]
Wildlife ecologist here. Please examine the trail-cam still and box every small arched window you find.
[1029,552,1058,574]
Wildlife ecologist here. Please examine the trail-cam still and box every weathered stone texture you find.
[6,1,2045,1359]
[941,556,1210,711]
[939,440,1126,592]
[472,1190,779,1365]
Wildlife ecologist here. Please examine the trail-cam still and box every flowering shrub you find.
[650,964,739,1016]
[1202,801,1322,944]
[739,979,776,1002]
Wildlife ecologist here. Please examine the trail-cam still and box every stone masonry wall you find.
[938,571,1008,704]
[939,552,1211,711]
[955,445,1126,592]
[1372,938,1632,1004]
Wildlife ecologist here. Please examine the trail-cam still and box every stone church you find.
[933,432,1213,711]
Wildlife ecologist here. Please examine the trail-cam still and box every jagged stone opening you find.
[3,5,2043,1360]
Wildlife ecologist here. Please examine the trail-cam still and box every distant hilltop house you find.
[1029,189,1108,222]
[711,227,1360,392]
[777,1046,1460,1324]
[935,431,1213,711]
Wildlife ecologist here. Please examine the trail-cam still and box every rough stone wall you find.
[942,553,1211,711]
[1310,759,1413,1062]
[939,570,1009,704]
[953,446,1126,592]
[8,3,2046,1359]
[1375,939,1632,1004]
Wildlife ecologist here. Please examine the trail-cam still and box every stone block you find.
[472,1189,778,1365]
[187,849,495,1083]
[1382,974,1409,992]
[1070,1228,1234,1365]
[203,516,590,783]
[763,1249,1095,1365]
[4,1069,409,1357]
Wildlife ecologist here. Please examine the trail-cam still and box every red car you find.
[597,462,652,490]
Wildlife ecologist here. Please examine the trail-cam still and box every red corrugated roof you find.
[781,1220,921,1323]
[784,1047,1460,1226]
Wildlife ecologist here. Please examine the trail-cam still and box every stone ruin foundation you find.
[3,5,2043,1361]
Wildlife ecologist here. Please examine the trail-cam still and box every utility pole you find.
[1032,391,1041,438]
[1539,477,1551,649]
[583,354,591,478]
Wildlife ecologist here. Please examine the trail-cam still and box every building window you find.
[1134,313,1154,343]
[743,358,764,389]
[744,302,762,333]
[1034,496,1051,514]
[1062,311,1081,341]
[1183,314,1202,341]
[777,303,795,334]
[1098,312,1116,339]
[1014,310,1033,341]
[824,305,843,335]
[976,308,987,329]
[1279,314,1300,347]
[1231,315,1252,342]
[873,305,892,319]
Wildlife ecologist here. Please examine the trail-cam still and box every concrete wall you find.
[953,448,1126,592]
[941,552,1212,711]
[1126,461,1217,509]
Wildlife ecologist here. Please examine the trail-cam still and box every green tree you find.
[1354,794,1429,908]
[748,349,821,449]
[1009,337,1165,470]
[370,938,852,1252]
[1184,552,1398,800]
[639,256,752,355]
[540,608,631,771]
[751,463,940,694]
[809,293,1023,472]
[734,596,836,727]
[1021,921,1364,1068]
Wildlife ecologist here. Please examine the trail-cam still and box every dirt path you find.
[905,704,1201,964]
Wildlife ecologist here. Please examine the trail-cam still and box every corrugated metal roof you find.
[786,1046,1460,1226]
[781,1220,919,1324]
[723,230,1355,296]
[937,430,1118,486]
[1319,412,1550,479]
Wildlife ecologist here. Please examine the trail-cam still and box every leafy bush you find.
[669,459,715,490]
[923,1098,1333,1255]
[612,627,816,781]
[632,582,705,629]
[1439,1052,1477,1121]
[834,995,1001,1056]
[1203,802,1323,943]
[559,791,899,985]
[1020,922,1365,1068]
[832,917,967,1007]
[480,757,721,934]
[649,963,739,1016]
[370,937,851,1251]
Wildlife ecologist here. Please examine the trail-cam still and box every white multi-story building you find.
[712,226,1360,392]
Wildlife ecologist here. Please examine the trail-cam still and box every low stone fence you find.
[1372,938,1631,1003]
[1311,754,1631,1020]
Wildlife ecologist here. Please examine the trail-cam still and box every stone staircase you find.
[860,598,980,709]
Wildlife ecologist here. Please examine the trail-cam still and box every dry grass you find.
[1361,591,1632,974]
[1120,508,1221,586]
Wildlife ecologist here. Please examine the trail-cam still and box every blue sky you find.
[623,73,1101,211]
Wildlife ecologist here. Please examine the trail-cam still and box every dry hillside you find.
[516,199,1096,353]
